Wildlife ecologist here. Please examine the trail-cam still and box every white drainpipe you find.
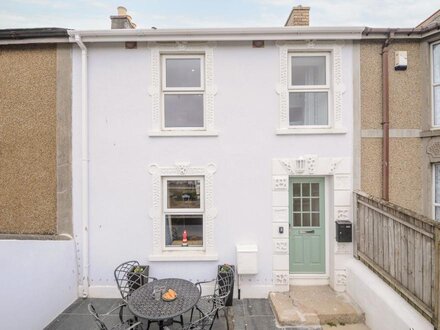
[74,34,90,298]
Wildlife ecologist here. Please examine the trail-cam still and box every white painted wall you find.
[0,240,77,329]
[346,259,433,330]
[71,40,355,297]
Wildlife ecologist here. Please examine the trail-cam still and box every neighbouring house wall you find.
[0,240,77,329]
[71,41,355,297]
[0,44,72,235]
[360,40,423,213]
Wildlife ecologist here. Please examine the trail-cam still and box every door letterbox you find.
[335,220,352,242]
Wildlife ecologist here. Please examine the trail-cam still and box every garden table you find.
[127,278,201,330]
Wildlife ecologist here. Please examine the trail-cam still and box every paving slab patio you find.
[45,296,368,330]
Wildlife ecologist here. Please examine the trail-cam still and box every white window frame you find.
[161,54,206,131]
[288,52,331,129]
[431,41,440,128]
[148,162,218,261]
[148,42,218,137]
[276,42,346,135]
[433,164,440,220]
[162,176,205,251]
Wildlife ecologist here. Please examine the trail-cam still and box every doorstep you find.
[269,285,368,328]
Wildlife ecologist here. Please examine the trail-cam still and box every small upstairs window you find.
[289,53,330,127]
[162,55,205,129]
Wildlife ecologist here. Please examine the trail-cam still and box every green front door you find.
[289,177,325,273]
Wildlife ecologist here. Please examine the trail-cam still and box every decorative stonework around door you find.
[272,156,352,292]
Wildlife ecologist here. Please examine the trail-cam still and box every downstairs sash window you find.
[163,178,204,248]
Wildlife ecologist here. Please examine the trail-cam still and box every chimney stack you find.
[110,6,136,29]
[285,5,310,26]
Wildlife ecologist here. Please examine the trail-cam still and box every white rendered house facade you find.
[69,27,363,298]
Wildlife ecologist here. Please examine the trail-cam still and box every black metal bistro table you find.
[127,278,201,329]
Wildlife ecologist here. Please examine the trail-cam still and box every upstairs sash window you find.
[288,53,330,127]
[162,55,205,129]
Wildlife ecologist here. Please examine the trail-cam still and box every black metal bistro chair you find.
[190,264,235,330]
[88,303,142,330]
[185,296,225,330]
[114,261,156,323]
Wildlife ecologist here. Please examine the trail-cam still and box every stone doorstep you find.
[269,285,366,328]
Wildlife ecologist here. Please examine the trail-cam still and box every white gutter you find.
[0,37,69,45]
[68,26,364,42]
[74,34,90,298]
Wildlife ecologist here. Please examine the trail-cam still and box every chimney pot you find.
[285,5,310,27]
[117,6,127,16]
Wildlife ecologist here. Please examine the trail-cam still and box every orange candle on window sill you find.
[182,229,188,247]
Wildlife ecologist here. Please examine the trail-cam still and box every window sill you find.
[421,129,440,138]
[149,130,219,137]
[149,251,218,262]
[276,128,347,135]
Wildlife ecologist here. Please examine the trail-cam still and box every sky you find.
[0,0,439,30]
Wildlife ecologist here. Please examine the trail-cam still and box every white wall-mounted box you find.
[395,51,407,71]
[236,244,258,275]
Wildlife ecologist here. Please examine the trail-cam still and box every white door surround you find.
[272,156,352,292]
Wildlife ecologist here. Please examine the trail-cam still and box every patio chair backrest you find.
[214,264,235,303]
[114,260,142,301]
[88,303,109,330]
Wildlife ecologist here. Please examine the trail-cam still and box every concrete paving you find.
[270,286,368,329]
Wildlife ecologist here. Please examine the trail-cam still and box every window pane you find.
[291,56,326,86]
[434,86,440,126]
[302,183,310,196]
[302,198,310,211]
[164,94,204,128]
[434,44,440,85]
[289,92,328,126]
[312,198,319,211]
[293,213,301,227]
[303,213,311,227]
[167,180,201,209]
[311,183,319,196]
[166,58,201,88]
[312,213,320,227]
[436,165,440,204]
[293,183,301,197]
[293,198,301,211]
[165,215,203,247]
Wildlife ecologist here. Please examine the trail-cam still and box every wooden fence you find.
[354,191,440,328]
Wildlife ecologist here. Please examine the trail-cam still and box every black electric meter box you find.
[336,220,352,242]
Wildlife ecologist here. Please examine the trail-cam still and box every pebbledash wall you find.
[71,39,357,297]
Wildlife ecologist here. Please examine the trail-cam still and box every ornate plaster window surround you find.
[148,162,218,261]
[148,42,218,136]
[276,41,346,135]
